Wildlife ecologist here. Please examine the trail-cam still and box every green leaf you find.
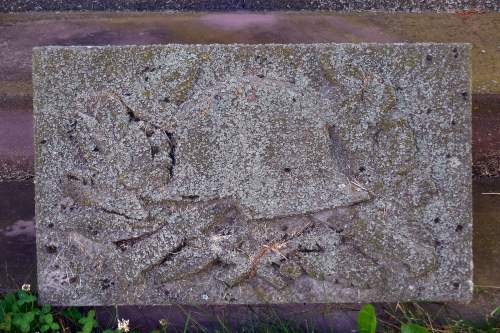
[0,303,5,322]
[50,321,60,331]
[16,290,28,299]
[41,313,54,324]
[41,323,50,332]
[358,304,377,333]
[2,294,17,313]
[78,309,97,333]
[63,307,83,321]
[490,306,500,317]
[12,312,35,333]
[24,311,34,322]
[42,304,51,314]
[0,312,12,332]
[401,323,430,333]
[16,292,36,307]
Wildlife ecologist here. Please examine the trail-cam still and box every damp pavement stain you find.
[0,181,36,293]
[472,94,500,177]
[0,111,34,181]
[473,178,500,288]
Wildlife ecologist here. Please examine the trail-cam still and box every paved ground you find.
[1,0,498,12]
[0,10,499,330]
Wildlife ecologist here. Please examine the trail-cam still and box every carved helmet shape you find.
[165,75,371,219]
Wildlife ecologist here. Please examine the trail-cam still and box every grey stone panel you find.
[33,43,472,305]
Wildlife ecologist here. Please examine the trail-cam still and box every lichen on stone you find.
[33,43,472,305]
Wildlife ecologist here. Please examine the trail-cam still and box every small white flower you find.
[117,318,130,332]
[159,319,168,327]
[21,284,31,292]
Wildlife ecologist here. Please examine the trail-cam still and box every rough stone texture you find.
[1,0,498,12]
[33,43,472,305]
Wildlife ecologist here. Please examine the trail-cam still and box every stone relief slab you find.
[33,44,472,305]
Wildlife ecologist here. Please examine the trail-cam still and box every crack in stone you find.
[126,107,140,123]
[100,207,140,221]
[142,239,187,275]
[113,223,167,251]
[326,123,354,178]
[297,242,324,253]
[164,130,177,179]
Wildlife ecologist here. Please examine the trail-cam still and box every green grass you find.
[0,288,498,332]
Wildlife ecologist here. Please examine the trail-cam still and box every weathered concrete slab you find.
[33,43,472,305]
[2,0,498,12]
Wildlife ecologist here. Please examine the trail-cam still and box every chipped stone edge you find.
[32,42,474,53]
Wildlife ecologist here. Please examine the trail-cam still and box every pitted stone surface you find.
[167,76,370,219]
[34,44,472,305]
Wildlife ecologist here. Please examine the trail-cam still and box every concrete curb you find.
[1,0,498,12]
